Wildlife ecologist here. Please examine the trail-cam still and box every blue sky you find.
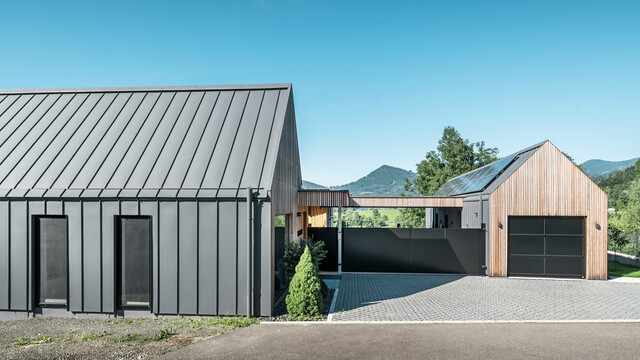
[1,1,639,185]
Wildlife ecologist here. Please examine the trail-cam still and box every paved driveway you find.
[330,274,640,321]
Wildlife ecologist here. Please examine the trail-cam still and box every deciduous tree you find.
[399,127,498,228]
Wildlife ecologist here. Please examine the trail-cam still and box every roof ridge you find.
[0,83,292,95]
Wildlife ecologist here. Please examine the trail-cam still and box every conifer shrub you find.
[286,246,324,320]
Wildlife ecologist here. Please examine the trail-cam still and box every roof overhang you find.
[298,190,462,208]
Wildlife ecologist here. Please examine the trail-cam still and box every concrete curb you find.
[260,319,640,325]
[327,288,339,322]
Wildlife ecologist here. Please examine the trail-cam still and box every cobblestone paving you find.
[331,274,640,321]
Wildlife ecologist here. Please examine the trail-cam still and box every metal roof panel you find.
[0,85,292,199]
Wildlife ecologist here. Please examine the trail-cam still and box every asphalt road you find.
[163,322,640,359]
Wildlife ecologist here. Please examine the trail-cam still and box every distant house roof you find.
[433,141,546,197]
[0,84,293,199]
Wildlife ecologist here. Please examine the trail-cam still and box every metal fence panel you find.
[308,227,338,272]
[314,227,485,275]
[343,228,411,273]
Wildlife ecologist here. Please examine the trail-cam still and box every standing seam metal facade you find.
[0,198,272,316]
[0,84,300,317]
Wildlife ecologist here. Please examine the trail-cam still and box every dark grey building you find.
[0,84,301,318]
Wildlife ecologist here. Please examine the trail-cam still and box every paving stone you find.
[330,274,640,322]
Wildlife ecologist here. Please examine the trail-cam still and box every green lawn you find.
[608,261,640,278]
[356,208,400,219]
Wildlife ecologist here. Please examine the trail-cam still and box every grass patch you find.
[608,261,640,278]
[5,316,258,349]
[14,335,53,346]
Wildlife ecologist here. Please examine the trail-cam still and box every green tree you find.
[351,212,362,227]
[622,179,640,253]
[371,209,381,219]
[608,223,630,270]
[286,246,324,320]
[399,127,498,227]
[599,159,640,210]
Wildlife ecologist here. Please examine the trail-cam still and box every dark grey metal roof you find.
[0,84,293,199]
[434,141,546,197]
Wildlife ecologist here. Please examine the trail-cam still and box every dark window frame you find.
[115,215,153,311]
[32,215,69,309]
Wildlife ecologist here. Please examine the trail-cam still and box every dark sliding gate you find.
[308,227,338,272]
[308,227,485,275]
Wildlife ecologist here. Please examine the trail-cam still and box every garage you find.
[508,216,585,278]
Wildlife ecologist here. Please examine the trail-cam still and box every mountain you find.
[331,165,417,196]
[302,165,417,196]
[581,157,639,182]
[598,158,640,210]
[302,180,327,189]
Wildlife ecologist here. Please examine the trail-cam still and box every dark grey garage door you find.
[508,217,585,278]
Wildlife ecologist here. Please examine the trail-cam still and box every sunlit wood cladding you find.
[488,141,608,280]
[297,190,350,207]
[307,206,329,227]
[349,197,463,208]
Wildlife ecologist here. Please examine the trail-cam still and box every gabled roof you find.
[0,84,293,199]
[433,141,546,197]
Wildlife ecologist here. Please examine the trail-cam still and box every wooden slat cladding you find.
[297,192,462,208]
[349,197,463,208]
[297,190,350,207]
[271,89,302,216]
[489,141,608,280]
[307,206,329,227]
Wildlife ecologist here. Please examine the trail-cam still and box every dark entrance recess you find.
[309,227,485,275]
[116,217,152,309]
[508,216,585,278]
[34,216,68,307]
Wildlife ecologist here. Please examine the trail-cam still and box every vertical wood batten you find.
[489,142,608,279]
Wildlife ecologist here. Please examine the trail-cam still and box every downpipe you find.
[247,187,252,319]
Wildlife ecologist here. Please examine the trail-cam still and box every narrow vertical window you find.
[118,217,151,309]
[36,216,68,307]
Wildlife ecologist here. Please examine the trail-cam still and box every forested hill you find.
[582,157,640,182]
[598,159,640,210]
[301,180,327,189]
[302,165,417,196]
[331,165,417,196]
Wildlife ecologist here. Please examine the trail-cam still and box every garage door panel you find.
[546,236,583,256]
[509,235,544,255]
[508,216,584,278]
[546,257,583,276]
[509,255,544,275]
[545,218,583,235]
[509,218,544,234]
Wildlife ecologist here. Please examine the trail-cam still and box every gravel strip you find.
[0,316,255,360]
[259,288,336,322]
